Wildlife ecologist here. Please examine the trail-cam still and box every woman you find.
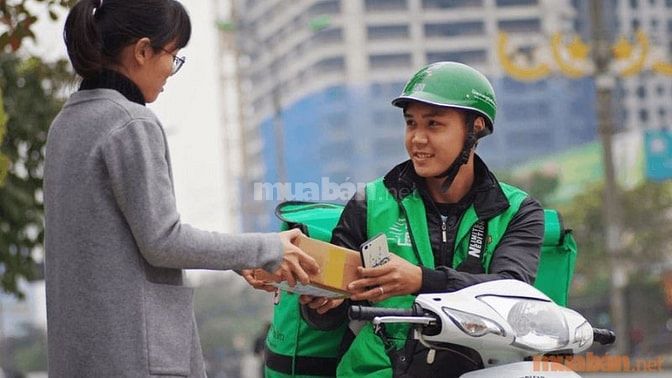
[43,1,317,377]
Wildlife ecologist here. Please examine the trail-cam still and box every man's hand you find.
[241,269,277,292]
[347,254,421,302]
[299,295,344,315]
[275,228,320,287]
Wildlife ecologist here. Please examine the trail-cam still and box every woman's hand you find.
[299,295,344,315]
[348,254,422,302]
[240,269,277,292]
[275,228,320,287]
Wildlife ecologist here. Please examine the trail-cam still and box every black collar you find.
[79,70,146,106]
[382,154,510,220]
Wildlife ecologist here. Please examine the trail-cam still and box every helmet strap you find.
[435,113,478,193]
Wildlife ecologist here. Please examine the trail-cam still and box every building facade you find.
[231,0,670,231]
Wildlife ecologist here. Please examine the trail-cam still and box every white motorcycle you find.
[348,279,615,377]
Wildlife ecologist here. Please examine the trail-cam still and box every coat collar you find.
[382,154,510,220]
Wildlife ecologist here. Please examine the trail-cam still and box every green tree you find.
[0,89,9,183]
[4,324,48,373]
[193,274,273,376]
[497,169,560,205]
[0,0,76,52]
[562,181,672,357]
[561,181,672,295]
[0,54,71,297]
[0,0,74,297]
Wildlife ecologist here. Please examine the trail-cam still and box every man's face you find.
[404,101,467,178]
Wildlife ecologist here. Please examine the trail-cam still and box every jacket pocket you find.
[144,281,194,376]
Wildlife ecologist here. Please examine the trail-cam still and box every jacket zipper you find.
[441,217,447,243]
[397,201,425,266]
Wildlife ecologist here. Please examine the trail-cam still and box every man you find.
[301,61,544,377]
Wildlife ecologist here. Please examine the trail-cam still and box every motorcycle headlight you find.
[479,296,569,352]
[442,307,505,337]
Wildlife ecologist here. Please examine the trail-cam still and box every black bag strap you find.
[264,348,338,376]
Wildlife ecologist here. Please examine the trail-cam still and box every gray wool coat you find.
[44,89,282,377]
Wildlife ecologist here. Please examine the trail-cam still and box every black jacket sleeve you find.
[330,188,368,251]
[419,196,544,293]
[300,188,368,329]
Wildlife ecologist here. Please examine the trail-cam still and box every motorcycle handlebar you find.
[593,328,616,345]
[348,304,424,321]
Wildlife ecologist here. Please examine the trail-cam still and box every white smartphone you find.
[360,233,391,268]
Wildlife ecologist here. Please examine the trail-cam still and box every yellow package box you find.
[255,234,362,298]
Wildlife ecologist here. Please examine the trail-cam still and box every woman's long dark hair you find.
[64,0,191,78]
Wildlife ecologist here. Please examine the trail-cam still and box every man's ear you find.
[133,37,153,65]
[474,116,486,136]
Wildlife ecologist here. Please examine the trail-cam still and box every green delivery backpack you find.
[264,202,578,377]
[264,202,348,378]
[535,209,578,306]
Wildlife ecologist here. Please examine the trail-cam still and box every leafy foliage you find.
[498,169,560,205]
[193,274,273,376]
[3,324,48,373]
[560,181,672,295]
[0,0,75,297]
[503,165,672,297]
[0,53,72,297]
[0,0,76,52]
[0,89,9,183]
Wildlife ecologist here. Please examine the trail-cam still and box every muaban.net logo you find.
[253,178,415,202]
[533,353,664,373]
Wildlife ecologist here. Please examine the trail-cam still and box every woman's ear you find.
[133,37,153,65]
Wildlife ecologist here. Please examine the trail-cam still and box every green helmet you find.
[392,61,497,136]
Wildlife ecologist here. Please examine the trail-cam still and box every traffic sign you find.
[645,129,672,181]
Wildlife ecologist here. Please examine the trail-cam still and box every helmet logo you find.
[470,89,496,108]
[412,83,425,92]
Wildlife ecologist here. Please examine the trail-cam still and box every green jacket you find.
[264,290,346,377]
[335,158,541,377]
